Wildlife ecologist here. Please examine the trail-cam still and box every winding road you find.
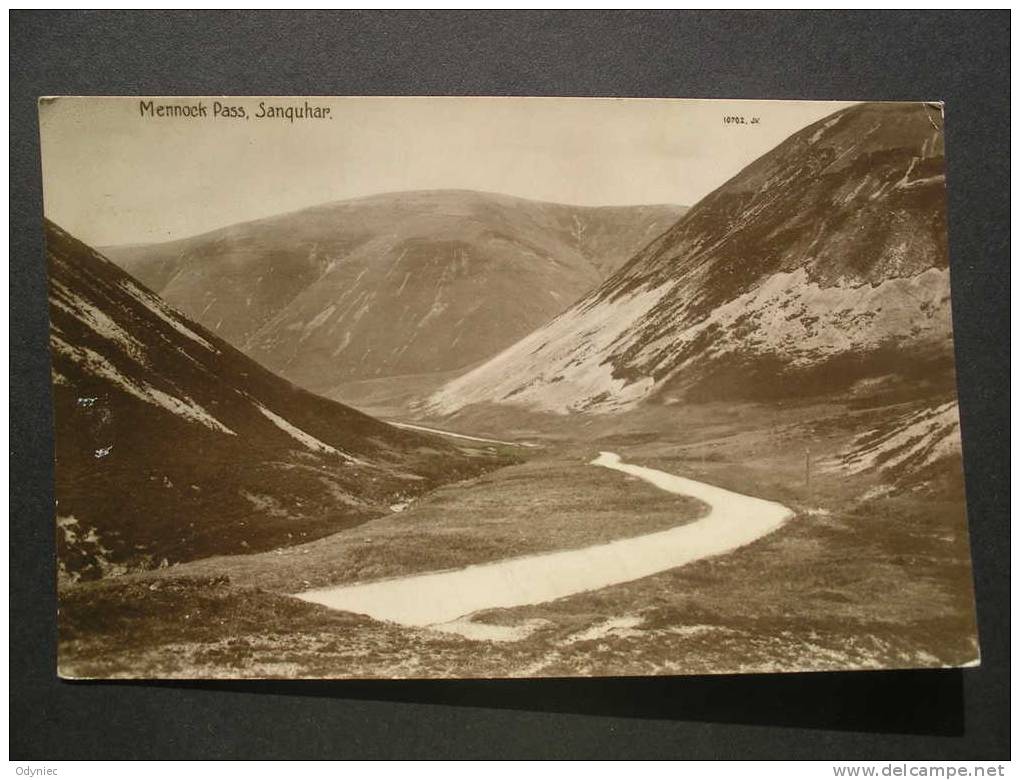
[295,451,793,628]
[386,420,536,447]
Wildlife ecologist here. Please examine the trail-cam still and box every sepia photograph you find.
[39,95,978,680]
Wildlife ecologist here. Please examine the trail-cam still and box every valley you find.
[58,394,976,679]
[51,100,977,681]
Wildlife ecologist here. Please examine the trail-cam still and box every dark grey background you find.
[10,10,1009,760]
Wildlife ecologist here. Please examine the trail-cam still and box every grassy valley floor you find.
[57,399,979,679]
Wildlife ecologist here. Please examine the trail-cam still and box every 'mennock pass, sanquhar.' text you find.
[139,100,332,122]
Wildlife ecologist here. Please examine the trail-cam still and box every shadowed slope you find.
[47,220,508,580]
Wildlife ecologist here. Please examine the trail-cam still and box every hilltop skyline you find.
[40,96,851,246]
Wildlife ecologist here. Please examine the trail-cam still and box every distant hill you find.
[428,103,957,415]
[47,220,505,581]
[103,190,684,395]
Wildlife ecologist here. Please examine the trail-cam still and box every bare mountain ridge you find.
[47,220,504,581]
[429,102,956,416]
[103,190,685,394]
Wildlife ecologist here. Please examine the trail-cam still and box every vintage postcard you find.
[40,96,978,679]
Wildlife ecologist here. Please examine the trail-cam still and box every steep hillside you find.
[428,103,956,415]
[103,191,683,394]
[46,220,505,582]
[822,400,963,494]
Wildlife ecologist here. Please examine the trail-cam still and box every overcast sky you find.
[40,96,853,246]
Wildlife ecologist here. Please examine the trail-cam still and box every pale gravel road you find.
[386,420,536,447]
[294,451,793,629]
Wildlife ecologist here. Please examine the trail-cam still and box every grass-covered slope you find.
[430,102,957,415]
[103,190,684,392]
[47,219,511,581]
